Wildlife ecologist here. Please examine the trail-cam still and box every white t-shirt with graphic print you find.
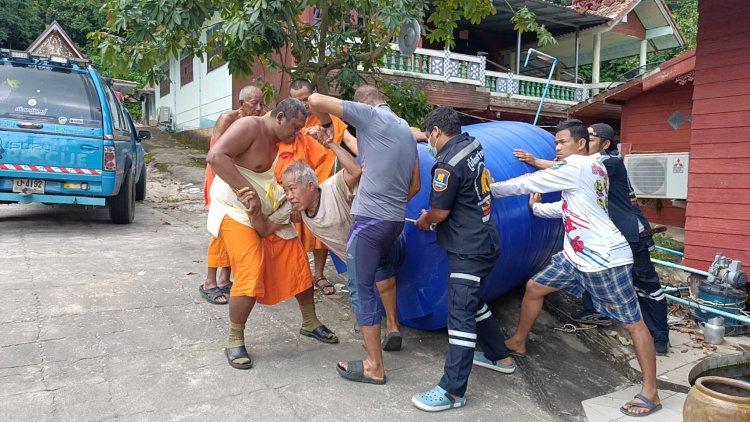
[490,153,633,272]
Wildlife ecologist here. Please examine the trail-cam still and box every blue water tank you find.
[395,121,564,329]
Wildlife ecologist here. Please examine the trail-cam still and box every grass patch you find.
[650,232,684,263]
[164,196,185,203]
[188,156,207,168]
[155,162,168,171]
[144,152,154,164]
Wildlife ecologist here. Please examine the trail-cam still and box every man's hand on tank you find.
[528,192,541,208]
[513,149,537,165]
[415,209,431,231]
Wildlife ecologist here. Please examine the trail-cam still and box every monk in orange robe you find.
[273,79,351,295]
[200,85,265,305]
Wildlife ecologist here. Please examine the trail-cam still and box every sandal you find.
[313,276,336,295]
[412,385,465,412]
[336,360,386,385]
[381,331,402,351]
[300,325,339,344]
[218,282,233,296]
[199,285,228,305]
[620,393,662,417]
[224,346,253,370]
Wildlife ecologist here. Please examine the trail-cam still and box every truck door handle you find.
[17,122,43,129]
[80,145,99,151]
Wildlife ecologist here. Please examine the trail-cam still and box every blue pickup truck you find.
[0,49,148,223]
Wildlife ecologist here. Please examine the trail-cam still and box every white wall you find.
[154,28,232,132]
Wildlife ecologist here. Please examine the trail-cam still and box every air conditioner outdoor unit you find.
[624,152,689,199]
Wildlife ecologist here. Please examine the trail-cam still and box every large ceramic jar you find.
[683,376,750,421]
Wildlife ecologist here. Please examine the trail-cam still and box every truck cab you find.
[0,50,147,223]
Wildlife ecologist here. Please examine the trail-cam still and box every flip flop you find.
[381,331,403,351]
[300,324,339,344]
[619,393,662,417]
[224,346,253,370]
[336,360,386,385]
[199,285,228,305]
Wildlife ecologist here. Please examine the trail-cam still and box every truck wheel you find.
[110,169,135,224]
[135,163,147,201]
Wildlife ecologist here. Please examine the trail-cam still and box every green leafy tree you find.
[0,1,45,49]
[91,0,501,94]
[377,79,432,126]
[44,0,107,47]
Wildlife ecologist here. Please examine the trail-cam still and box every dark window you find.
[159,62,170,97]
[180,55,193,86]
[100,78,126,132]
[0,62,102,128]
[206,24,225,73]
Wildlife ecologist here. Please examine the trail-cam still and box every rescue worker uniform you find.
[582,149,669,349]
[430,133,511,397]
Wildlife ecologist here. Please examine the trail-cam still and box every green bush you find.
[377,79,433,127]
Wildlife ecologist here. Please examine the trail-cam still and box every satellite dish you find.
[398,18,421,56]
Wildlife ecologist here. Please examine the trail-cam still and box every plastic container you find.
[394,121,564,329]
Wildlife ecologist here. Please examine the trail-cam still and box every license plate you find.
[12,178,45,194]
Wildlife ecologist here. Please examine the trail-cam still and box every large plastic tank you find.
[394,121,564,329]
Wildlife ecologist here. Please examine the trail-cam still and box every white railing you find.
[365,43,615,105]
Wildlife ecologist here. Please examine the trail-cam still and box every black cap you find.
[589,123,615,140]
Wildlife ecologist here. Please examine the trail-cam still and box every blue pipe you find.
[655,245,684,257]
[651,258,711,277]
[665,293,750,325]
[524,48,558,126]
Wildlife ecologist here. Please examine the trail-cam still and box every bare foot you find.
[505,337,526,355]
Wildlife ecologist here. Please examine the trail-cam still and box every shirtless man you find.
[206,98,338,370]
[200,85,265,305]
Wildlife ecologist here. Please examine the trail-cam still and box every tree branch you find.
[317,3,330,70]
[322,28,396,74]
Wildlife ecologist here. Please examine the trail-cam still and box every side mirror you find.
[137,130,151,140]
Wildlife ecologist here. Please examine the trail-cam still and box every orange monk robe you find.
[274,114,348,252]
[203,134,218,207]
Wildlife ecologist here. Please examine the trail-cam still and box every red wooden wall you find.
[683,0,750,270]
[620,81,693,228]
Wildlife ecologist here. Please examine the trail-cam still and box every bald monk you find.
[200,85,266,305]
[275,79,352,295]
[206,98,338,370]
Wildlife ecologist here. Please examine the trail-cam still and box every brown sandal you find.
[313,276,336,295]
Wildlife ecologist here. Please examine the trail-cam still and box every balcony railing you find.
[376,43,593,105]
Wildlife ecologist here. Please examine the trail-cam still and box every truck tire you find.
[110,169,135,224]
[135,162,146,201]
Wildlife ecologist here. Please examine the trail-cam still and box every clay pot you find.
[683,376,750,422]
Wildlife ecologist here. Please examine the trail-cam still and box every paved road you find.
[0,134,640,421]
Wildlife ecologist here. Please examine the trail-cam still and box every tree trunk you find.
[315,72,330,95]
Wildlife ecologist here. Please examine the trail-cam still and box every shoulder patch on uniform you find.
[432,168,451,192]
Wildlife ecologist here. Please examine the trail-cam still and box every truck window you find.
[0,62,102,128]
[100,79,126,132]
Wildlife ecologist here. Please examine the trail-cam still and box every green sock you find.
[227,322,246,348]
[299,303,322,331]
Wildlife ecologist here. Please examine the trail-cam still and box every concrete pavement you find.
[4,127,738,421]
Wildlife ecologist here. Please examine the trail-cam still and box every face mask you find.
[426,131,437,157]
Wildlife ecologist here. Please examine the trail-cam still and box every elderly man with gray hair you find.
[251,128,406,354]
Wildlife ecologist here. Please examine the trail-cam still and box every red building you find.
[570,0,750,270]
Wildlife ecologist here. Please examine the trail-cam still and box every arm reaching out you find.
[490,159,579,198]
[307,125,362,190]
[513,149,556,169]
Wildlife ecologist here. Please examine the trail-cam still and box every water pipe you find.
[655,245,684,257]
[662,286,689,293]
[651,258,711,278]
[664,293,750,325]
[524,48,558,126]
